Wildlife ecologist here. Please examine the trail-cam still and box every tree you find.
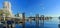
[0,10,3,16]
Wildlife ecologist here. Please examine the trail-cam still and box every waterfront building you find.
[15,12,22,19]
[0,1,23,21]
[3,1,13,17]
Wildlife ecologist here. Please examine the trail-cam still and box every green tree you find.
[0,10,3,16]
[0,9,10,17]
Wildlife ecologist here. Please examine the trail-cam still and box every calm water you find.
[44,18,59,28]
[15,18,60,28]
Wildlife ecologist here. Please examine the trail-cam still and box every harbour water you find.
[15,18,59,28]
[15,20,44,28]
[44,18,59,28]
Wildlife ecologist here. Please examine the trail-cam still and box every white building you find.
[0,1,23,20]
[3,1,13,17]
[15,12,22,19]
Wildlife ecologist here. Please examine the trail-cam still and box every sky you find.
[0,0,60,17]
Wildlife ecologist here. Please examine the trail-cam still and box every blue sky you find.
[0,0,60,17]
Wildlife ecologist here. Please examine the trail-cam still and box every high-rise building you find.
[15,12,22,19]
[3,1,13,17]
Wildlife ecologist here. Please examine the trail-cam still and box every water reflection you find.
[25,20,44,28]
[0,17,58,28]
[44,18,59,28]
[22,17,53,28]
